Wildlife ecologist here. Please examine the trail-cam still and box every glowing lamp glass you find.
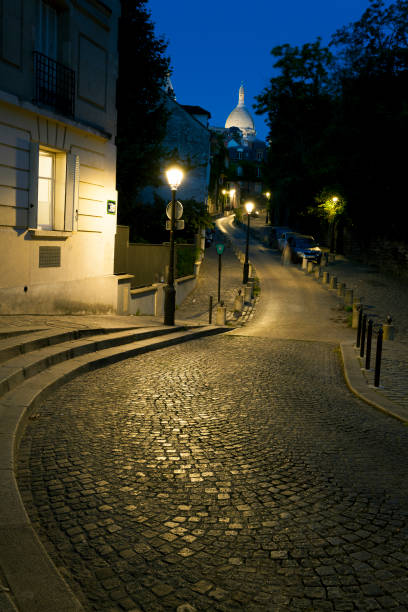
[244,201,255,214]
[166,167,184,190]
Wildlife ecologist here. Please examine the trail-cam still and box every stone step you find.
[0,326,185,399]
[0,323,227,612]
[0,326,140,365]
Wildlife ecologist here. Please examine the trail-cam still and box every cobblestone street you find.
[17,335,408,611]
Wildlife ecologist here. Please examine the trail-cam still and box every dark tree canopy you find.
[256,0,408,244]
[116,0,170,228]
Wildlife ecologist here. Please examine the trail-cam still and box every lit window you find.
[38,151,55,230]
[30,144,79,232]
[237,166,243,177]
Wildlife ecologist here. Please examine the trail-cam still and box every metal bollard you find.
[383,316,394,341]
[307,261,314,274]
[208,295,213,324]
[365,319,373,369]
[337,282,346,297]
[356,307,363,348]
[360,313,367,358]
[329,276,337,289]
[352,303,360,328]
[314,267,321,280]
[322,271,330,284]
[344,288,354,306]
[302,257,308,271]
[216,304,226,325]
[374,326,383,388]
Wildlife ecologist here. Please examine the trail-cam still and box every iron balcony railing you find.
[34,51,75,118]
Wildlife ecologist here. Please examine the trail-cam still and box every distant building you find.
[0,0,121,314]
[209,83,268,212]
[139,80,211,206]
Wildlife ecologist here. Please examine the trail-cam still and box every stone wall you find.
[343,230,408,278]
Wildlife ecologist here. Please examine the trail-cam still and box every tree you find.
[330,0,408,238]
[116,0,170,229]
[255,39,337,229]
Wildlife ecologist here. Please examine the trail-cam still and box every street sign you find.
[166,200,183,220]
[216,243,225,255]
[166,220,184,230]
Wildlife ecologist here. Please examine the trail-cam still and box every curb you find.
[340,342,408,424]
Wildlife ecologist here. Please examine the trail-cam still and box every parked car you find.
[278,230,298,252]
[269,226,291,249]
[288,235,322,264]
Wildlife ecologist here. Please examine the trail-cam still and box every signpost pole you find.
[218,253,222,303]
[215,243,225,304]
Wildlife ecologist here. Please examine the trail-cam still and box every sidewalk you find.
[249,213,408,421]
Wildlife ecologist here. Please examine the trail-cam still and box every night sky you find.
[147,0,393,142]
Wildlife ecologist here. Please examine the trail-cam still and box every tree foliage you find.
[256,0,408,244]
[116,0,170,228]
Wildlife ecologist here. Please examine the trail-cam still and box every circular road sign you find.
[166,200,183,220]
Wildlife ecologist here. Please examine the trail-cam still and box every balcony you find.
[34,51,75,118]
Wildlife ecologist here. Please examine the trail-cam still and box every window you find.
[256,167,261,178]
[237,166,243,177]
[29,143,79,232]
[37,1,58,60]
[257,152,263,161]
[38,150,55,229]
[238,151,243,160]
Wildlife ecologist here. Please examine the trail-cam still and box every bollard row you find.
[299,256,393,390]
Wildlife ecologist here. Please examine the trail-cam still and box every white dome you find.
[225,84,255,133]
[225,106,255,130]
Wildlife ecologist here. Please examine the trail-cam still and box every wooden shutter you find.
[65,153,79,231]
[28,142,39,228]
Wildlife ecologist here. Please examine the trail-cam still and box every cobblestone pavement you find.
[18,336,408,612]
[176,229,255,327]
[247,215,408,411]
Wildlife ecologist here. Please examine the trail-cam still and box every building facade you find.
[139,81,211,208]
[209,83,268,212]
[0,0,121,314]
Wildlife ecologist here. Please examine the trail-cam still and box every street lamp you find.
[264,191,271,223]
[221,189,227,214]
[330,196,339,254]
[243,201,255,284]
[229,188,236,210]
[164,165,184,326]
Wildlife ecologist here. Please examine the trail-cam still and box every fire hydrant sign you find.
[216,244,225,255]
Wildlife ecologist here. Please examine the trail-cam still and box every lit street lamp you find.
[243,201,255,284]
[264,191,271,223]
[164,165,184,326]
[221,189,227,214]
[330,196,338,254]
[229,188,236,210]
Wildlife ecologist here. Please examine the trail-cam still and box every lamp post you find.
[221,189,227,215]
[264,191,271,224]
[164,166,184,326]
[330,196,338,254]
[229,188,236,210]
[243,201,254,284]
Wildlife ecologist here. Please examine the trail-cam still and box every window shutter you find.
[28,142,39,228]
[65,154,79,231]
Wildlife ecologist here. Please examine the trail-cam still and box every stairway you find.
[0,321,228,612]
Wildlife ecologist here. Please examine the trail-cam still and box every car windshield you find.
[295,239,318,248]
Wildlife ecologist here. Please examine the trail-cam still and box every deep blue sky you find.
[147,0,392,142]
